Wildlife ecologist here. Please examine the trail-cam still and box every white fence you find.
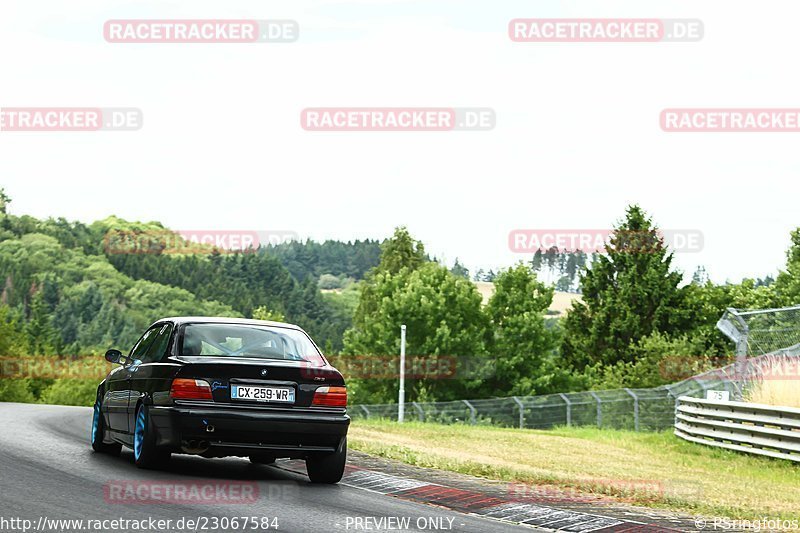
[674,396,800,462]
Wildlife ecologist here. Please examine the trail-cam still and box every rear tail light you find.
[170,378,213,400]
[312,386,347,407]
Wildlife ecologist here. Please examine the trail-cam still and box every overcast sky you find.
[1,0,798,283]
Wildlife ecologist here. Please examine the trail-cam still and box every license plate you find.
[231,385,295,403]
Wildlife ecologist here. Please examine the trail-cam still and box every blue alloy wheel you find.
[134,407,145,460]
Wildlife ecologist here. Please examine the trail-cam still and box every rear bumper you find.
[149,403,349,457]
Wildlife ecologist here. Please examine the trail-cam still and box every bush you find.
[39,379,97,406]
[318,274,343,290]
[584,332,711,389]
[251,305,286,322]
[0,379,36,403]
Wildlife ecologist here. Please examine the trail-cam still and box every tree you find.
[376,226,426,275]
[450,258,469,279]
[483,264,570,395]
[555,276,572,292]
[561,205,692,370]
[343,229,488,403]
[252,305,286,322]
[681,279,775,357]
[0,188,10,215]
[351,227,427,329]
[775,228,800,305]
[343,262,488,403]
[754,275,775,288]
[266,239,381,281]
[26,291,58,355]
[583,331,711,389]
[318,273,343,290]
[530,249,543,271]
[691,265,709,285]
[0,304,25,356]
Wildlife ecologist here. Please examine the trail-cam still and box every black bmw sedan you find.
[91,317,350,483]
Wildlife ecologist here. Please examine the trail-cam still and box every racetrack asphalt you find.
[0,403,538,533]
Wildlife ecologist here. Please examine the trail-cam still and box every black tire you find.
[249,454,276,465]
[91,397,121,455]
[306,437,347,484]
[133,404,170,469]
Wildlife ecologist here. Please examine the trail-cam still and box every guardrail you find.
[674,396,800,462]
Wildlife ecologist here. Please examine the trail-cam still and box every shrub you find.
[318,274,343,290]
[0,379,36,403]
[39,379,97,406]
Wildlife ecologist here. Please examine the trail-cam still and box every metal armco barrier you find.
[674,396,800,462]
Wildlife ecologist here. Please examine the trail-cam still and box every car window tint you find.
[129,326,161,360]
[180,323,325,365]
[143,323,173,363]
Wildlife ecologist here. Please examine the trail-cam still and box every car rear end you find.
[149,322,350,460]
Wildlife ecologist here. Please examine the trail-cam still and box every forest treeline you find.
[1,188,799,405]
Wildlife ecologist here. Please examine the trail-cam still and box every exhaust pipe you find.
[181,439,210,454]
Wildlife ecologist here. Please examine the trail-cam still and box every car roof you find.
[153,316,303,331]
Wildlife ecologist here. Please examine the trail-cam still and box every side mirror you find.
[105,349,124,364]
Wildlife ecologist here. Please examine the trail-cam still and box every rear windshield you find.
[179,323,325,365]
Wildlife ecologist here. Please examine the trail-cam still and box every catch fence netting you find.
[352,305,800,431]
[351,364,746,431]
[718,305,800,357]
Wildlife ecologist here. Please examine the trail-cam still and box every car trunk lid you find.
[169,356,344,407]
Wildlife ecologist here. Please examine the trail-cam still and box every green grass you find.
[350,419,800,520]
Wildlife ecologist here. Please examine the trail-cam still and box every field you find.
[473,282,582,316]
[349,419,800,520]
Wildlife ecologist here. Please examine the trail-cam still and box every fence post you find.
[360,405,370,419]
[412,402,425,422]
[512,396,524,429]
[558,393,572,427]
[589,391,602,428]
[624,388,639,431]
[463,400,477,425]
[734,315,749,401]
[694,376,713,397]
[664,384,679,427]
[665,384,677,404]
